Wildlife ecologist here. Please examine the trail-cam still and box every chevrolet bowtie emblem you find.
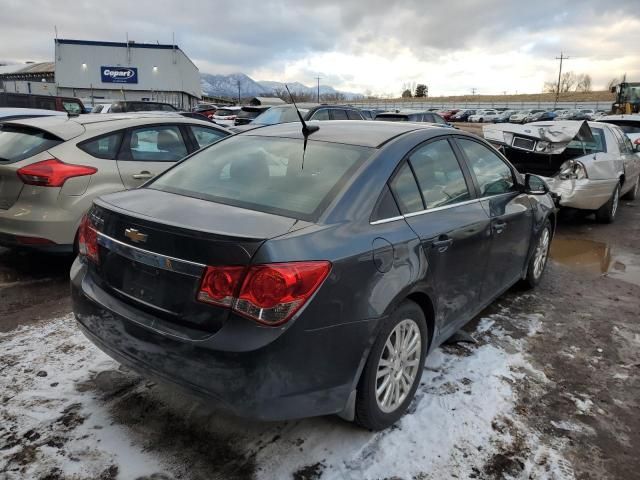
[124,228,148,243]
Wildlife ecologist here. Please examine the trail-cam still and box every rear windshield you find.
[149,135,373,221]
[375,115,408,122]
[215,109,237,116]
[252,106,306,125]
[237,109,263,119]
[603,121,640,134]
[0,125,63,163]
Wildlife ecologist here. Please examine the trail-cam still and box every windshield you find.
[0,125,63,163]
[237,109,263,119]
[149,135,373,221]
[251,106,306,125]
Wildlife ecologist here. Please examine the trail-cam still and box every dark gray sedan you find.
[71,120,555,430]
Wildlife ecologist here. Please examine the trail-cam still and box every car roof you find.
[0,107,66,118]
[240,120,448,148]
[4,112,223,140]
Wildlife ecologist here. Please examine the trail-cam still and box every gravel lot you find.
[1,148,638,478]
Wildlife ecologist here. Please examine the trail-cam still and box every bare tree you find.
[576,74,592,92]
[607,78,619,90]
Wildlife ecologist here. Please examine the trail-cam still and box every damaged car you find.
[483,121,640,223]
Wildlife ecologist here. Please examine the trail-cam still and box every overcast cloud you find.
[1,0,638,95]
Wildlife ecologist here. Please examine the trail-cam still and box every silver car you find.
[484,120,640,223]
[0,113,230,251]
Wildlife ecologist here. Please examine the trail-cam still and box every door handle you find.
[492,220,507,234]
[132,171,153,180]
[431,236,453,253]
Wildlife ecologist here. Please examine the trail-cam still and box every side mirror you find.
[524,173,549,195]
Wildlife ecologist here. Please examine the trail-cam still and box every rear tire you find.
[354,300,428,431]
[522,220,552,289]
[595,184,620,224]
[621,176,639,201]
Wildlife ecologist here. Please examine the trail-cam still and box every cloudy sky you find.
[1,0,639,96]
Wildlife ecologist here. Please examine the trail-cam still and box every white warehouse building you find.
[0,38,201,108]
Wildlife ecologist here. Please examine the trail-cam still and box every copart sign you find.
[101,66,138,84]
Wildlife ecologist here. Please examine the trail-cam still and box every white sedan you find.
[468,110,498,123]
[484,120,640,223]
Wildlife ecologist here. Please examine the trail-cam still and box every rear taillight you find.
[198,266,245,307]
[17,158,97,187]
[78,214,99,263]
[197,261,331,326]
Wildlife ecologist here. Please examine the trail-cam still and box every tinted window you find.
[410,140,471,208]
[347,110,362,120]
[129,126,188,161]
[0,125,62,163]
[389,162,424,214]
[376,115,408,122]
[190,126,227,149]
[331,109,349,120]
[410,114,424,122]
[110,103,125,113]
[150,136,372,221]
[361,110,373,120]
[34,97,56,110]
[371,184,401,222]
[310,109,330,120]
[458,138,515,197]
[79,132,123,159]
[432,114,447,125]
[62,100,83,114]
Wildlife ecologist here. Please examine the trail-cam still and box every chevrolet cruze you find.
[71,120,555,430]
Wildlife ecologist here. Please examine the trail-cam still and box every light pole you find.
[152,66,158,101]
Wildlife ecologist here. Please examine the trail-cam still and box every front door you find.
[389,138,492,336]
[116,124,190,189]
[455,137,534,298]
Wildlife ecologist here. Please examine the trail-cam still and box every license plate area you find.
[512,136,536,151]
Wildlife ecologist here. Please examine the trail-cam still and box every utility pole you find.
[471,88,477,95]
[315,76,322,103]
[554,52,569,107]
[237,80,241,105]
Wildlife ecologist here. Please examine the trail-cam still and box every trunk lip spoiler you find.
[483,120,594,154]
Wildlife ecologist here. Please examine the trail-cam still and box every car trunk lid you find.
[89,189,310,338]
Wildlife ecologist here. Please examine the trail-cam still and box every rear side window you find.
[78,132,123,159]
[190,126,227,149]
[457,138,515,197]
[389,162,424,214]
[310,109,330,121]
[410,140,471,208]
[128,125,188,161]
[331,109,349,120]
[149,136,372,221]
[432,114,447,125]
[62,100,83,114]
[346,110,362,120]
[0,125,62,163]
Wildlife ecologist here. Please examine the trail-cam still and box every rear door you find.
[115,124,190,189]
[454,137,533,298]
[389,137,491,335]
[609,125,640,191]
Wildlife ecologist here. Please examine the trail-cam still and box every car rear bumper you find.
[71,258,377,421]
[543,177,618,210]
[0,202,78,251]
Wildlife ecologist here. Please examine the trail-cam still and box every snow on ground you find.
[0,309,574,479]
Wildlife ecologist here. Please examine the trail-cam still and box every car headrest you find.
[157,129,181,151]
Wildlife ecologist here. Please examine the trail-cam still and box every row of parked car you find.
[1,104,638,432]
[447,107,609,124]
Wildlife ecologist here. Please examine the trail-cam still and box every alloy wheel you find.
[533,227,550,279]
[375,319,422,413]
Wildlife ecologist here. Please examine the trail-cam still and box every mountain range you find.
[200,73,362,100]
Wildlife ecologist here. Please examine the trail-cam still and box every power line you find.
[315,76,322,103]
[554,52,570,106]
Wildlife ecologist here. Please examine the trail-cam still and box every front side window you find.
[458,138,516,197]
[190,126,227,149]
[389,162,424,214]
[79,132,123,159]
[310,109,330,121]
[409,139,471,209]
[150,136,372,220]
[129,125,188,161]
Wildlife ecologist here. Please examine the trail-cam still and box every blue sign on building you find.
[101,66,138,84]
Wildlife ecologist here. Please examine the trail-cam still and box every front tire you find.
[595,184,620,224]
[354,300,428,431]
[621,176,639,201]
[522,220,552,289]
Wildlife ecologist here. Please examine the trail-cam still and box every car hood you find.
[483,120,594,154]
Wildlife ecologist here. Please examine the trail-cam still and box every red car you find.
[440,109,461,122]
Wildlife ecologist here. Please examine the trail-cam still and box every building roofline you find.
[56,38,180,50]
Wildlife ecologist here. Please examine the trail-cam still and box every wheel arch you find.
[406,291,436,353]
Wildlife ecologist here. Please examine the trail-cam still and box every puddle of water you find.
[550,237,640,287]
